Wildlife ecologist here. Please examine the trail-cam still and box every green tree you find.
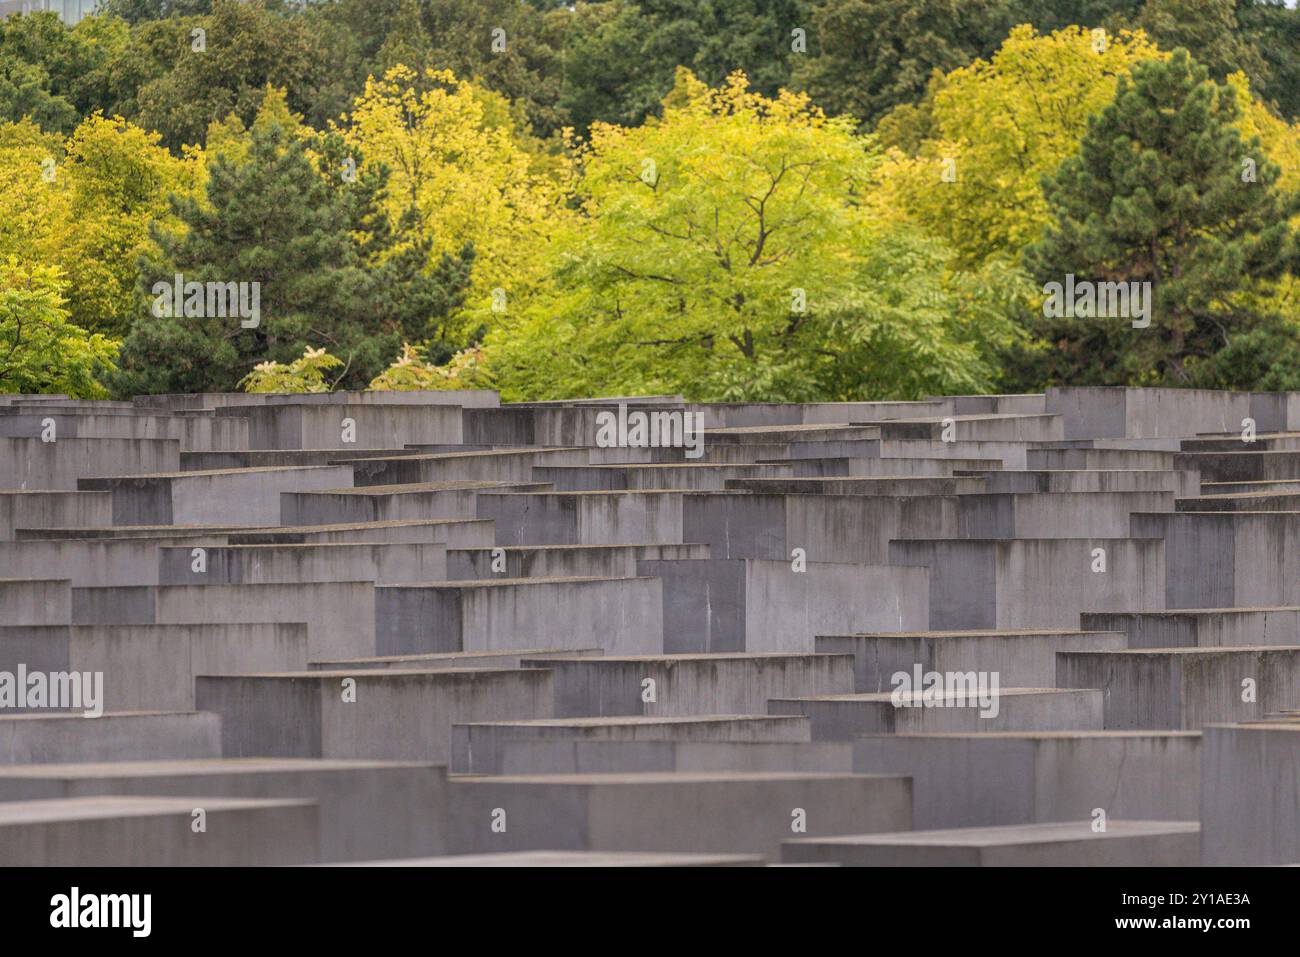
[1241,0,1300,121]
[1026,49,1300,386]
[0,12,128,133]
[1138,0,1269,85]
[792,0,1014,129]
[130,0,327,151]
[560,0,810,136]
[0,259,118,398]
[114,117,473,394]
[489,71,1021,401]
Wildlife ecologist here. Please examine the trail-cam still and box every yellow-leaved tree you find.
[875,26,1167,269]
[341,66,571,343]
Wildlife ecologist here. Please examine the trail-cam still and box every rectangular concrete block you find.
[195,668,555,764]
[1199,723,1300,866]
[0,711,222,764]
[448,771,912,860]
[852,731,1200,829]
[375,577,664,656]
[1056,646,1300,729]
[889,538,1166,630]
[523,653,856,717]
[0,795,318,865]
[452,714,811,774]
[637,558,929,653]
[768,688,1103,737]
[0,758,447,864]
[816,630,1127,692]
[783,820,1199,866]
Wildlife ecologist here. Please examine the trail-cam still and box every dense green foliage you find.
[0,0,1296,398]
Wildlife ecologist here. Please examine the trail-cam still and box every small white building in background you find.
[0,1,100,26]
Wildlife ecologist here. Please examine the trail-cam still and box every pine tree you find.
[1026,48,1298,386]
[114,119,473,394]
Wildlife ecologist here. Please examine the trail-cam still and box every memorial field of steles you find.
[0,385,1296,867]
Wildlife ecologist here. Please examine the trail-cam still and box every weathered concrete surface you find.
[0,490,112,540]
[783,820,1199,866]
[0,711,222,764]
[80,465,354,526]
[888,538,1166,630]
[448,771,911,860]
[0,437,180,490]
[195,668,555,764]
[336,850,762,866]
[852,731,1200,829]
[1199,723,1300,866]
[452,714,810,774]
[448,543,708,580]
[1057,646,1300,729]
[0,795,318,865]
[0,622,307,711]
[375,576,664,656]
[816,630,1127,692]
[1082,608,1300,648]
[156,542,448,586]
[768,688,1103,736]
[523,652,855,717]
[0,577,71,624]
[637,558,929,653]
[284,481,547,526]
[0,758,446,863]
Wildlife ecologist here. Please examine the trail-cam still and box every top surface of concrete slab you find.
[787,821,1199,847]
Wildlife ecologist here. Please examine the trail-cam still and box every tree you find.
[341,66,569,343]
[876,25,1166,269]
[412,0,570,140]
[114,112,473,394]
[1025,49,1300,386]
[1138,0,1269,86]
[487,70,1022,401]
[792,0,1015,130]
[0,12,127,133]
[0,259,118,398]
[52,113,198,338]
[130,0,328,151]
[1241,0,1300,121]
[560,0,810,136]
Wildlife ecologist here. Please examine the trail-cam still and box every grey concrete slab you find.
[0,490,112,540]
[0,758,446,863]
[0,795,317,865]
[816,630,1127,692]
[637,558,929,653]
[283,480,548,526]
[520,652,855,717]
[1199,722,1300,865]
[375,576,663,656]
[452,714,811,774]
[768,688,1103,737]
[783,820,1199,866]
[336,850,762,866]
[852,730,1200,829]
[194,668,554,764]
[0,711,222,764]
[79,465,355,526]
[1082,608,1300,648]
[888,538,1166,630]
[0,437,180,490]
[0,623,308,711]
[448,771,911,860]
[1056,646,1300,729]
[448,544,708,580]
[156,542,448,586]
